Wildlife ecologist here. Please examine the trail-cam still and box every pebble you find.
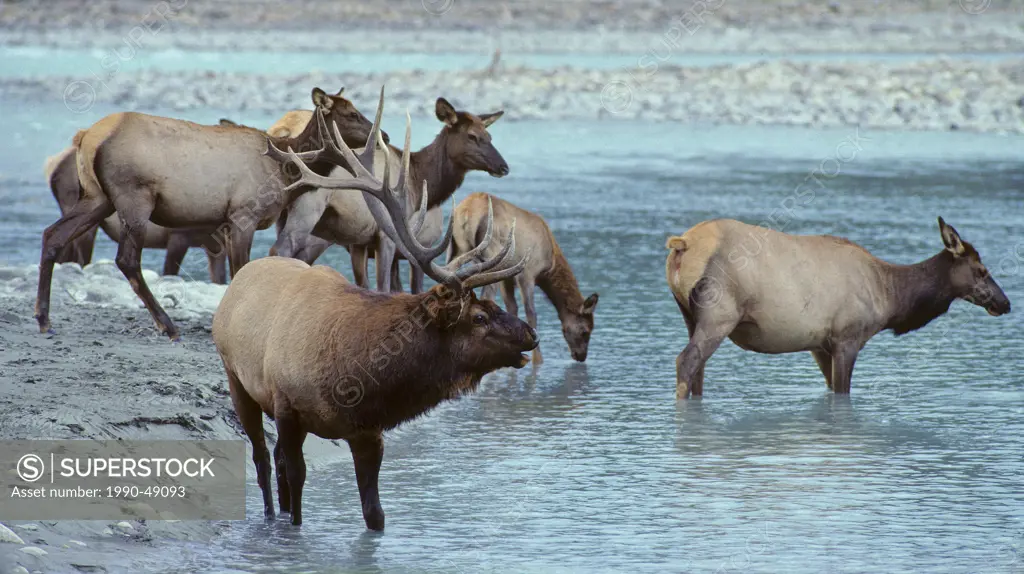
[0,524,25,545]
[11,567,30,574]
[115,521,134,533]
[19,546,47,557]
[13,525,37,532]
[3,59,1020,134]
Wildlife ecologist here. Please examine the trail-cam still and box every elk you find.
[451,192,599,364]
[271,97,508,293]
[212,103,536,530]
[35,87,385,341]
[665,218,1011,398]
[45,144,228,283]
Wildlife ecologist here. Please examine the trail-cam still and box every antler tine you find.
[357,86,386,171]
[409,180,429,236]
[446,198,495,270]
[462,246,533,291]
[454,218,518,280]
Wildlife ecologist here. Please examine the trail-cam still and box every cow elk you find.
[272,97,508,294]
[35,87,384,341]
[665,218,1011,398]
[452,192,599,363]
[212,102,536,530]
[45,144,228,283]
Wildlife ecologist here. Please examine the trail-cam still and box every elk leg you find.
[205,246,228,285]
[811,349,833,390]
[35,197,115,333]
[410,263,425,294]
[58,225,97,266]
[375,235,397,292]
[677,299,705,395]
[676,313,738,398]
[520,276,542,365]
[163,231,189,276]
[227,225,256,279]
[830,342,860,394]
[500,278,518,316]
[348,433,385,531]
[275,404,307,526]
[480,283,499,301]
[273,440,290,514]
[270,190,328,262]
[390,256,403,293]
[227,368,274,519]
[350,246,370,288]
[116,213,179,340]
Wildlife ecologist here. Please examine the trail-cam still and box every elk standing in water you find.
[665,218,1011,398]
[35,87,384,341]
[45,145,228,283]
[213,104,535,530]
[271,97,508,293]
[452,192,599,363]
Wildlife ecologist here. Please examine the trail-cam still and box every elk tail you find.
[665,235,686,252]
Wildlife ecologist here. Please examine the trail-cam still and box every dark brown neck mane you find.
[325,291,487,432]
[884,251,957,336]
[536,246,585,321]
[270,111,347,201]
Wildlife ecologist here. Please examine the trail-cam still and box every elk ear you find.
[218,118,237,127]
[334,86,345,96]
[479,110,504,128]
[581,293,599,315]
[311,87,333,111]
[435,98,458,126]
[938,216,966,257]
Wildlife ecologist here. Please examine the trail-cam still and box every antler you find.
[269,87,527,294]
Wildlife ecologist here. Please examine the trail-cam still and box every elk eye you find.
[472,313,487,325]
[468,133,480,143]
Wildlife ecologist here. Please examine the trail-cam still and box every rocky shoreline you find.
[4,58,1023,134]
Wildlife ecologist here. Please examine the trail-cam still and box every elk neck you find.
[536,246,585,322]
[882,250,957,336]
[271,112,339,201]
[407,130,467,209]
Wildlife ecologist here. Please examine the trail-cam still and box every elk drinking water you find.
[665,218,1010,398]
[452,192,599,363]
[34,87,382,341]
[271,97,508,293]
[212,101,536,529]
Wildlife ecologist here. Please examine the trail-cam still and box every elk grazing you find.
[452,192,599,363]
[35,87,385,341]
[212,104,536,530]
[665,218,1011,398]
[271,97,508,293]
[45,143,228,283]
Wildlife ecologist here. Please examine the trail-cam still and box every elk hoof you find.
[264,507,275,520]
[363,508,385,531]
[676,381,690,399]
[290,514,302,526]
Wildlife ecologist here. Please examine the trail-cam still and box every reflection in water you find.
[4,112,1023,573]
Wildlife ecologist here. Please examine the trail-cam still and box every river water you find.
[3,84,1024,572]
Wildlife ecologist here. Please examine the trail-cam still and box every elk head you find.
[435,97,508,177]
[562,293,599,362]
[269,88,537,368]
[312,87,390,147]
[939,217,1011,316]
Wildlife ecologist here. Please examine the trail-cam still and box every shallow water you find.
[2,98,1024,572]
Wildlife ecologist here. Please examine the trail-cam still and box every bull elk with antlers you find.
[35,87,386,341]
[212,97,536,530]
[271,97,508,294]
